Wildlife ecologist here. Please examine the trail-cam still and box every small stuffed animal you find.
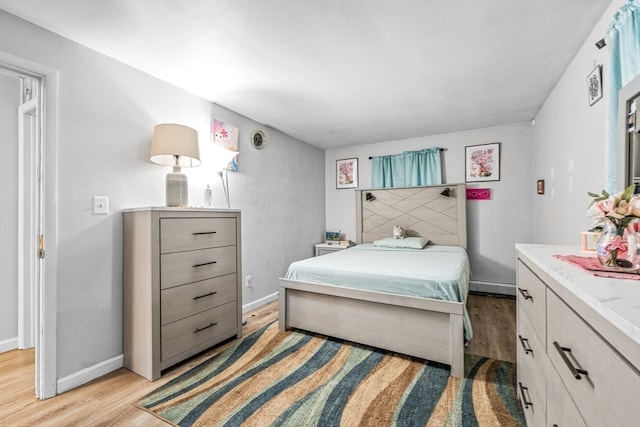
[393,225,407,239]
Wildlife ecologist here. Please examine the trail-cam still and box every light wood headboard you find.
[355,183,467,248]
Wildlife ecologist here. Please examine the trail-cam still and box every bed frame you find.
[279,183,467,377]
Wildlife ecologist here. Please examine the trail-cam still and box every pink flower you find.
[595,198,616,214]
[588,185,640,231]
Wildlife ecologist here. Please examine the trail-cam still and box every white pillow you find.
[373,236,429,249]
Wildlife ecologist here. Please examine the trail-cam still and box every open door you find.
[2,55,57,399]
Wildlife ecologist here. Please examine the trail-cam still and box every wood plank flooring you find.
[0,293,514,426]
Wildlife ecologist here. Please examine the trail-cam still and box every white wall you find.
[0,73,19,346]
[532,0,627,244]
[325,122,533,292]
[0,9,324,383]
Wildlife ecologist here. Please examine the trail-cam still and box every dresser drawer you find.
[516,260,546,345]
[517,354,545,427]
[160,217,237,253]
[546,362,586,427]
[160,246,237,289]
[547,290,640,426]
[517,306,545,402]
[161,301,237,362]
[161,274,237,325]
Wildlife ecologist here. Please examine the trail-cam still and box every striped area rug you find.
[137,322,525,426]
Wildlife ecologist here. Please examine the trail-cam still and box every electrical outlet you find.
[245,275,253,288]
[93,196,109,215]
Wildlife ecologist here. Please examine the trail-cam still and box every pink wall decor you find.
[212,119,239,171]
[466,188,491,200]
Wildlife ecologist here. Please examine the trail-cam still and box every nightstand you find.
[314,243,354,256]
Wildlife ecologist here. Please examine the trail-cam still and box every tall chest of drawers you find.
[123,208,242,381]
[516,244,640,426]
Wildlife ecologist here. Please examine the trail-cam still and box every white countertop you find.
[516,244,640,368]
[122,207,241,213]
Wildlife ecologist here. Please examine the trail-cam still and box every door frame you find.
[1,52,59,400]
[18,95,38,350]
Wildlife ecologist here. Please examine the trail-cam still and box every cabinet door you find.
[547,290,640,426]
[161,274,237,325]
[516,260,546,345]
[517,307,545,404]
[161,301,237,362]
[160,246,236,289]
[546,361,586,427]
[160,217,237,253]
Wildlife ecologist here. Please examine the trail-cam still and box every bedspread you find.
[284,244,473,340]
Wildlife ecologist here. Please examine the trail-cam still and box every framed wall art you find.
[336,158,358,189]
[212,119,239,171]
[465,142,501,182]
[587,64,603,106]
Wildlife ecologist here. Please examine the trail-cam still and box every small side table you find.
[314,243,355,256]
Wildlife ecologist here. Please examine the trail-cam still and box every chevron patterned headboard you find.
[355,183,467,248]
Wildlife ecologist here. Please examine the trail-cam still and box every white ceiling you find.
[0,0,612,149]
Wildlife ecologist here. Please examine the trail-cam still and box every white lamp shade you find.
[150,123,201,167]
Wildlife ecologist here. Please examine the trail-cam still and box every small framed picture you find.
[587,65,603,106]
[336,158,358,189]
[465,142,501,182]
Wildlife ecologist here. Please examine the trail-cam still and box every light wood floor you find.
[0,293,515,426]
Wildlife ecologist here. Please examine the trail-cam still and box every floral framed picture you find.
[336,158,358,189]
[465,142,501,182]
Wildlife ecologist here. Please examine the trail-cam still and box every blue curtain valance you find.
[371,148,442,188]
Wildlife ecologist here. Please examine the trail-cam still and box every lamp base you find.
[166,172,188,207]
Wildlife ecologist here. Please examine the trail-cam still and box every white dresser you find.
[123,208,242,381]
[516,244,640,426]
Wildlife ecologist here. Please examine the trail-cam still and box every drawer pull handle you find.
[193,261,217,268]
[194,322,217,333]
[553,341,589,379]
[193,231,217,235]
[518,288,533,301]
[518,382,533,409]
[518,335,533,355]
[193,291,218,300]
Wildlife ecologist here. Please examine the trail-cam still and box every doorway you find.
[0,55,58,399]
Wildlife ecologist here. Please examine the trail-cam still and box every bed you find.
[278,183,469,377]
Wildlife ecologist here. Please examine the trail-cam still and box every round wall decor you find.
[251,130,266,149]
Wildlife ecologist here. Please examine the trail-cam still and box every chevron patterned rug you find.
[137,322,525,426]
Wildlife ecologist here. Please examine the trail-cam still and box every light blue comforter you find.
[284,244,473,341]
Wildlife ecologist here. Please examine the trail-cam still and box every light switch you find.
[93,196,109,215]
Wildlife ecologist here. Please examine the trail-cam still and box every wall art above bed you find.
[336,158,358,189]
[465,142,501,182]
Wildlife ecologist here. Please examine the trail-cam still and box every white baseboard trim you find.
[243,291,279,313]
[469,280,515,296]
[57,354,123,394]
[0,337,18,354]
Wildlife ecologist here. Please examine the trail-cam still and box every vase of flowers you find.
[588,185,640,269]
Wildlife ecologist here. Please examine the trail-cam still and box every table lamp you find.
[150,123,201,207]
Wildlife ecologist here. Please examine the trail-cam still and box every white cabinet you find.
[516,244,640,426]
[123,208,242,381]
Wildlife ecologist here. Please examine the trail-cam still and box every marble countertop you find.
[516,244,640,368]
[122,207,241,213]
